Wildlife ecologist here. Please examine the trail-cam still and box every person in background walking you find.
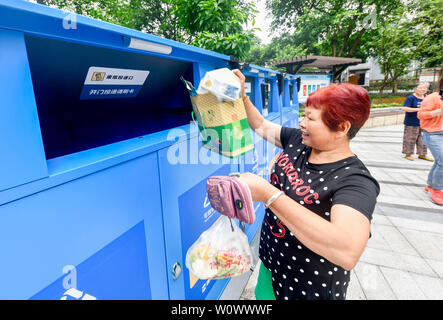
[417,76,443,206]
[402,84,433,161]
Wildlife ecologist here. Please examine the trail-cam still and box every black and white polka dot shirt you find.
[258,127,380,300]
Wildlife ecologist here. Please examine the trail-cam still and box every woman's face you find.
[415,85,427,96]
[299,106,338,150]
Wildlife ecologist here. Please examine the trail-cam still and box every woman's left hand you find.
[237,172,275,203]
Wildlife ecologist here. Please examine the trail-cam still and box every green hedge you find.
[369,92,412,99]
[371,103,403,108]
[298,102,401,117]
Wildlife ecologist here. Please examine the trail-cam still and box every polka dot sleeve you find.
[280,126,302,150]
[331,172,380,222]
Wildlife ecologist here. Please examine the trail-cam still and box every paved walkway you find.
[239,124,443,300]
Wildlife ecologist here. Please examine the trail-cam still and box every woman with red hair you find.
[232,70,379,300]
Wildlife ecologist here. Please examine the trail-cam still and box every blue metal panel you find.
[0,125,189,206]
[248,64,281,75]
[244,65,284,116]
[235,67,268,243]
[281,76,300,127]
[283,79,291,108]
[241,132,267,180]
[157,127,240,300]
[243,74,256,104]
[0,153,167,299]
[292,78,299,106]
[253,76,264,114]
[264,114,283,183]
[0,29,47,191]
[270,77,280,114]
[240,131,266,242]
[282,108,300,130]
[31,221,152,300]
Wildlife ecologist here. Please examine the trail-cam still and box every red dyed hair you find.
[306,83,370,139]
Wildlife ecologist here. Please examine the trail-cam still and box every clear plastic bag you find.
[185,215,252,279]
[196,68,242,102]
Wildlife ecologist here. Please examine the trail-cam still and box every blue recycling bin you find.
[281,74,300,129]
[0,0,234,300]
[0,0,290,300]
[237,64,289,242]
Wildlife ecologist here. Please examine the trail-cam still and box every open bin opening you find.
[25,35,194,160]
[261,82,270,111]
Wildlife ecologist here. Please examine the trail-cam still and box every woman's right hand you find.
[232,69,247,99]
[231,69,283,148]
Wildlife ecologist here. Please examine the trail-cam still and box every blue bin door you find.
[158,130,240,300]
[0,29,48,192]
[282,108,300,129]
[264,115,283,183]
[0,153,167,300]
[240,130,266,241]
[245,76,255,104]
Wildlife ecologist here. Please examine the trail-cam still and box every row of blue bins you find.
[0,0,299,300]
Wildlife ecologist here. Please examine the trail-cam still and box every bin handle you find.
[180,76,197,96]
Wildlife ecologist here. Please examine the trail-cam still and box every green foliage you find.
[171,0,251,35]
[170,0,259,60]
[369,92,412,99]
[40,0,258,60]
[192,31,256,60]
[265,0,402,59]
[365,1,442,95]
[248,35,307,68]
[258,0,440,82]
[40,0,183,40]
[371,102,403,108]
[404,0,443,68]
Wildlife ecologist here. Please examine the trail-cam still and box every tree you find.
[405,0,443,90]
[265,0,402,59]
[366,12,413,95]
[40,0,184,40]
[406,0,443,68]
[170,0,259,60]
[366,0,443,95]
[248,35,307,68]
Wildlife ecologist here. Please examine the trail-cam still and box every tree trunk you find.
[379,84,385,99]
[392,81,398,94]
[331,33,337,57]
[338,24,354,57]
[347,28,365,57]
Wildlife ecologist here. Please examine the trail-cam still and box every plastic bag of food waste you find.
[185,215,252,279]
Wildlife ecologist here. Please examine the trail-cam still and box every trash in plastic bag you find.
[197,68,242,102]
[185,215,252,279]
